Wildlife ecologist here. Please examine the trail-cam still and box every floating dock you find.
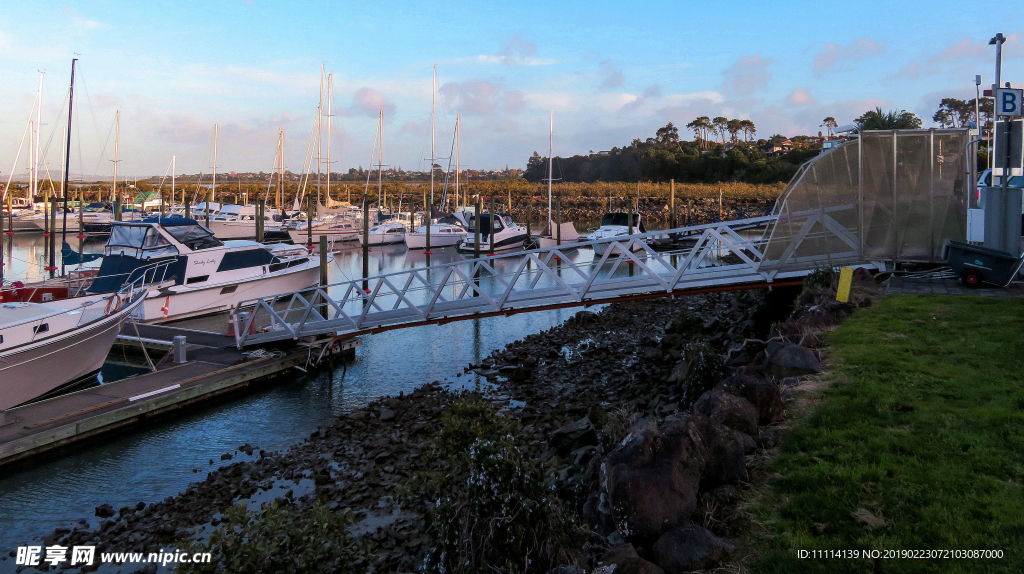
[0,323,359,468]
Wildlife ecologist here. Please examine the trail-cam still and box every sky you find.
[0,0,1022,179]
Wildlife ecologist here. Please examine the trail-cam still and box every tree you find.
[820,117,838,137]
[726,119,743,143]
[712,116,729,144]
[653,122,681,149]
[739,119,756,142]
[933,98,979,128]
[856,107,923,130]
[685,116,712,149]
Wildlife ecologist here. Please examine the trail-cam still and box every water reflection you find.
[0,234,583,550]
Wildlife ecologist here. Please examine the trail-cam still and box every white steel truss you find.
[230,211,869,348]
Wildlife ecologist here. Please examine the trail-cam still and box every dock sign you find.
[995,88,1023,117]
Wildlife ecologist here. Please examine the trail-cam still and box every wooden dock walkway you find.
[0,325,359,468]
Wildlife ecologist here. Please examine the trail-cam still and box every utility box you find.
[967,209,985,242]
[981,187,1023,257]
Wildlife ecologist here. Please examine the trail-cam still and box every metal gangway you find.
[230,128,972,348]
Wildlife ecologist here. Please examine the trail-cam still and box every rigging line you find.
[297,105,320,204]
[39,91,70,176]
[90,116,116,180]
[1,117,33,203]
[76,64,108,176]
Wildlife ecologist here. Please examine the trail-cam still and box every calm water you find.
[0,232,594,551]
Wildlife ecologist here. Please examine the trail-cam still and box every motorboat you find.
[287,214,362,245]
[537,220,580,250]
[586,212,647,256]
[80,203,148,235]
[26,206,83,233]
[166,202,222,222]
[207,204,284,240]
[86,217,326,322]
[0,280,148,410]
[405,223,468,249]
[456,213,528,253]
[356,220,407,246]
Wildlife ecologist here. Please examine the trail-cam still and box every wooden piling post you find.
[319,235,329,317]
[362,192,370,294]
[306,195,314,247]
[488,195,495,255]
[556,197,562,246]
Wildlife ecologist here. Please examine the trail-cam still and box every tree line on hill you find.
[524,121,820,185]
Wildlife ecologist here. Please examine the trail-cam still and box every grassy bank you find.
[745,295,1024,573]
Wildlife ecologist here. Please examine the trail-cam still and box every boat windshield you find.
[164,224,223,250]
[83,203,110,213]
[106,224,178,258]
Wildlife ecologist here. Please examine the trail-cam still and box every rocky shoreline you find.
[11,268,880,573]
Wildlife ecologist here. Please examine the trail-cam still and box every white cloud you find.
[785,88,818,106]
[598,59,624,89]
[471,36,555,66]
[439,78,525,116]
[813,38,885,75]
[721,53,772,95]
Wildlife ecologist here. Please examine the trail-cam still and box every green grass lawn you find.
[747,295,1024,573]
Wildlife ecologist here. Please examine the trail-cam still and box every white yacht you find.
[537,220,581,250]
[287,215,362,245]
[0,283,147,410]
[586,212,647,256]
[86,217,326,322]
[207,204,283,240]
[456,213,528,253]
[405,223,468,249]
[166,202,222,222]
[356,220,407,246]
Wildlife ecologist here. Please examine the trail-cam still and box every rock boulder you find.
[693,389,758,436]
[653,524,735,574]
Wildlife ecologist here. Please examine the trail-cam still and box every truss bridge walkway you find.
[230,128,972,348]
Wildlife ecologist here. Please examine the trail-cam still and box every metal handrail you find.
[231,216,808,347]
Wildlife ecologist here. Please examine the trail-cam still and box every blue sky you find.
[0,0,1021,178]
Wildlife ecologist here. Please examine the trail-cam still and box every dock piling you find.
[173,336,187,364]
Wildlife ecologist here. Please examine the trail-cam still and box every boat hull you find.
[138,261,322,322]
[0,295,143,410]
[405,233,465,249]
[456,232,527,253]
[287,228,360,245]
[356,233,405,246]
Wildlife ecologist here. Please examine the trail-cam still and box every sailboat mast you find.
[326,73,332,208]
[316,64,323,208]
[430,66,436,217]
[377,108,383,211]
[34,72,43,203]
[112,111,119,211]
[277,128,284,210]
[548,109,555,227]
[456,113,460,211]
[172,155,176,205]
[209,123,217,225]
[58,60,75,276]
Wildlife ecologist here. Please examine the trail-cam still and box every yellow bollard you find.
[836,267,854,303]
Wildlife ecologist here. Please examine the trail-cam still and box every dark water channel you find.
[0,233,589,551]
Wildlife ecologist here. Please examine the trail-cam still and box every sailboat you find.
[537,110,579,250]
[1,59,153,409]
[356,108,407,246]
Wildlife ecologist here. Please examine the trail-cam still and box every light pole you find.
[989,33,1006,174]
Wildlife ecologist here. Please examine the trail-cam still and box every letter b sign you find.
[996,89,1024,117]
